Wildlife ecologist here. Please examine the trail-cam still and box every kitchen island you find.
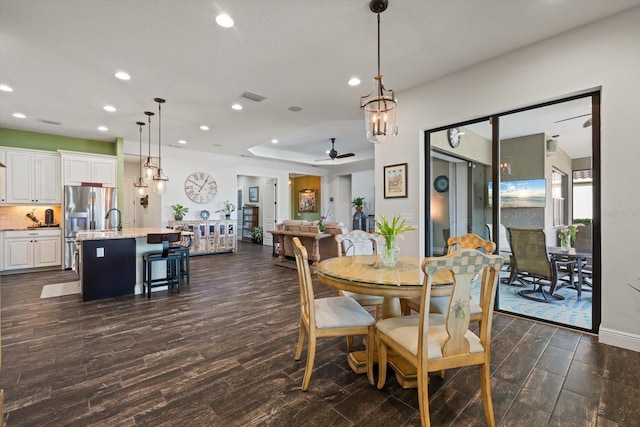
[76,227,182,299]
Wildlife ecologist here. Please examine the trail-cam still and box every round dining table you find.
[316,254,453,388]
[316,254,453,318]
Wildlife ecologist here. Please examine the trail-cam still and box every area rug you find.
[40,281,81,299]
[469,274,592,330]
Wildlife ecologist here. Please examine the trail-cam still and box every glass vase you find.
[560,234,571,251]
[380,237,400,268]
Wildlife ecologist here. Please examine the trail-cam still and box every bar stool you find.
[143,232,182,298]
[170,232,192,284]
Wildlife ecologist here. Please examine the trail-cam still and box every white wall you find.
[376,8,640,349]
[121,144,331,228]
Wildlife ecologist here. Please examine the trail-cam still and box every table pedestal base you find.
[347,350,418,389]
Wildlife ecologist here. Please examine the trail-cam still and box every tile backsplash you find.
[0,206,62,229]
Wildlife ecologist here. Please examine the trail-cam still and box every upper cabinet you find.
[4,149,61,204]
[0,148,7,203]
[60,152,117,187]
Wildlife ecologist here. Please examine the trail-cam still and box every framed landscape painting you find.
[249,186,259,202]
[384,163,408,198]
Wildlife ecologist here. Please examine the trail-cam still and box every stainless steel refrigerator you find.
[63,185,118,269]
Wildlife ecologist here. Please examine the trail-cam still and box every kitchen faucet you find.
[105,208,122,231]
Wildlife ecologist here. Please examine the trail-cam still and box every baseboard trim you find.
[599,327,640,351]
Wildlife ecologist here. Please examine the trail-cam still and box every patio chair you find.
[507,228,574,303]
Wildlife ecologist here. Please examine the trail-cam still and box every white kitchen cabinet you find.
[4,150,61,204]
[0,148,6,203]
[2,229,62,271]
[60,152,117,187]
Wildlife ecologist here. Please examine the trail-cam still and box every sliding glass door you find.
[425,92,600,333]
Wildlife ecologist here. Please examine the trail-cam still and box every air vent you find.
[37,119,62,125]
[241,91,266,102]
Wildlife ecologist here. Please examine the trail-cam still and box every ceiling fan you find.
[316,138,355,161]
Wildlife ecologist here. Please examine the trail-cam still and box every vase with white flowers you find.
[373,214,416,268]
[558,223,584,251]
[216,200,236,219]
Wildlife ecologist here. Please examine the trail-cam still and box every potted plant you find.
[250,226,263,244]
[171,204,189,220]
[352,196,365,212]
[216,200,236,219]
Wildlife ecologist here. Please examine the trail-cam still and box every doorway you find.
[425,92,600,333]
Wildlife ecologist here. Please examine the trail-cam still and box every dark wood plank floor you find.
[1,242,638,426]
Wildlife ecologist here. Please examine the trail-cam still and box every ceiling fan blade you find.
[336,152,355,159]
[554,113,591,124]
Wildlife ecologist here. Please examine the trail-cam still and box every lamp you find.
[360,0,397,144]
[152,97,169,195]
[133,121,148,196]
[500,158,512,175]
[143,111,156,179]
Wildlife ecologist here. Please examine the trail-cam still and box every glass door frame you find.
[424,91,601,334]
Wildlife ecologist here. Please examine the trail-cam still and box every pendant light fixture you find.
[133,121,148,196]
[143,111,156,179]
[360,0,397,144]
[152,97,169,195]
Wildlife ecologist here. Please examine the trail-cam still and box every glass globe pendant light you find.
[133,121,148,196]
[152,97,169,195]
[360,0,397,144]
[143,111,156,179]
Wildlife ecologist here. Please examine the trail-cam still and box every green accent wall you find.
[0,127,117,155]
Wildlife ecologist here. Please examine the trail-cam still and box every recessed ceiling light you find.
[0,84,14,92]
[231,103,243,111]
[13,112,26,119]
[288,106,302,112]
[325,150,330,154]
[348,77,361,86]
[178,140,187,144]
[215,14,234,28]
[271,139,278,144]
[200,125,210,131]
[103,105,116,112]
[98,126,108,131]
[114,71,131,80]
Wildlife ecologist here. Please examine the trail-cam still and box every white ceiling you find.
[1,0,637,165]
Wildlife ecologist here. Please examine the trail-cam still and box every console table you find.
[269,230,331,273]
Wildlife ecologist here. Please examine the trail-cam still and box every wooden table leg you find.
[309,237,321,273]
[276,235,285,261]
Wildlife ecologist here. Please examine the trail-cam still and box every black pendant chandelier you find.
[360,0,397,144]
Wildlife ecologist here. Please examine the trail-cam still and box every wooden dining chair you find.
[402,233,496,321]
[377,249,504,427]
[335,231,385,318]
[292,237,375,390]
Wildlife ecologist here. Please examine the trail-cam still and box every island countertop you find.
[76,227,178,241]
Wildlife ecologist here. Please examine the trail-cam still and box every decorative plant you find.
[216,200,236,215]
[171,204,189,220]
[250,226,264,244]
[558,223,584,246]
[373,214,416,251]
[318,209,328,232]
[352,197,365,209]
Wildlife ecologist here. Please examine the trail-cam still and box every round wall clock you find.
[184,172,217,204]
[434,175,449,193]
[447,127,461,148]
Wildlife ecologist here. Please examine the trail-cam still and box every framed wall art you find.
[249,186,259,202]
[298,189,318,212]
[384,163,408,198]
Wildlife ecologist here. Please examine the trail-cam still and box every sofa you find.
[278,219,347,261]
